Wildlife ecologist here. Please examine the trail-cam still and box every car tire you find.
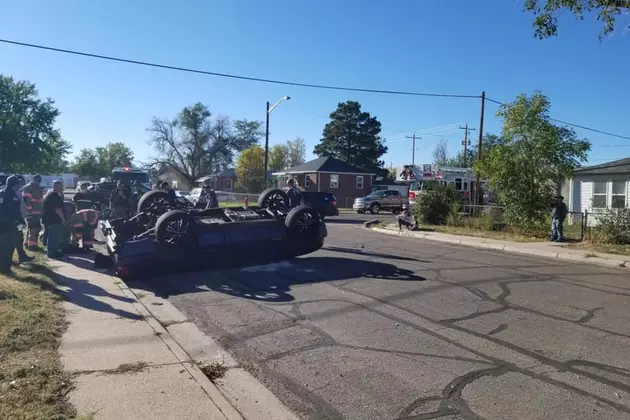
[370,203,380,214]
[137,190,169,213]
[257,188,289,210]
[155,210,197,248]
[285,205,321,240]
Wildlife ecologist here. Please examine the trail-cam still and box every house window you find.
[356,176,364,189]
[612,181,626,209]
[455,178,462,190]
[304,175,311,188]
[222,178,232,191]
[330,174,339,188]
[592,181,607,208]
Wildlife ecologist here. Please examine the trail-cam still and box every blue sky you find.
[2,0,628,169]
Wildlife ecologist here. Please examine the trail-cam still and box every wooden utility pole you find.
[474,92,486,205]
[459,124,476,166]
[405,133,419,166]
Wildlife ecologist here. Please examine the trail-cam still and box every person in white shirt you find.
[397,206,416,231]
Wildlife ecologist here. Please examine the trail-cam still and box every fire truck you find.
[394,164,490,207]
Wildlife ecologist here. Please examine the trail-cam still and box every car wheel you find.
[285,205,321,240]
[137,190,169,214]
[257,188,289,210]
[155,210,197,248]
[370,203,380,214]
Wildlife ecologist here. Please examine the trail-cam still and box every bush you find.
[590,209,630,245]
[412,183,458,225]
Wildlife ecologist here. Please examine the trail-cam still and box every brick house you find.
[197,168,237,191]
[272,156,375,207]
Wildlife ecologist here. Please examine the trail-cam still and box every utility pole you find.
[405,133,420,166]
[474,92,486,205]
[459,124,476,167]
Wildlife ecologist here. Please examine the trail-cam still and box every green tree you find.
[434,134,503,168]
[474,92,590,229]
[524,0,629,39]
[147,102,262,183]
[71,142,134,178]
[0,75,71,173]
[235,145,265,193]
[269,144,289,171]
[314,101,387,175]
[286,137,306,167]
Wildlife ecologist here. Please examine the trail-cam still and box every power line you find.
[0,38,480,99]
[486,96,630,141]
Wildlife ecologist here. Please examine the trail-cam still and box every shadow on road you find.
[322,245,431,263]
[136,256,426,303]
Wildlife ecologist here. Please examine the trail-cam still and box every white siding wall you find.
[576,174,630,226]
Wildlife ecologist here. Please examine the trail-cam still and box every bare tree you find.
[147,102,262,182]
[433,139,449,166]
[287,137,307,167]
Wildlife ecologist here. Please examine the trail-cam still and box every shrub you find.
[590,209,630,245]
[412,183,458,225]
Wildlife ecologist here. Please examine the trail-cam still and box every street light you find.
[264,96,291,185]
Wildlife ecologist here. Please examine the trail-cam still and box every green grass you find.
[219,201,247,208]
[564,243,630,257]
[0,255,78,420]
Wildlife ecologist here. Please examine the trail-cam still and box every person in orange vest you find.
[22,174,45,250]
[68,208,100,250]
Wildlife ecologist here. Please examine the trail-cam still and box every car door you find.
[381,190,396,208]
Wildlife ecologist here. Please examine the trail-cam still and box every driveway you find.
[127,223,630,419]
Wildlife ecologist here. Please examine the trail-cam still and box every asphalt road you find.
[122,222,630,420]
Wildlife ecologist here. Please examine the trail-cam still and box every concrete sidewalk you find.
[371,226,630,269]
[51,258,299,420]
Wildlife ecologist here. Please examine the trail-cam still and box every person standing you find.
[160,181,177,204]
[201,180,219,209]
[110,181,132,219]
[22,174,45,249]
[14,176,34,263]
[286,179,302,208]
[0,175,29,273]
[42,180,67,258]
[551,195,568,242]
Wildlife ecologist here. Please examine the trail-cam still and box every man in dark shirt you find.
[551,195,568,242]
[110,181,133,219]
[0,175,27,273]
[286,179,302,208]
[42,181,67,258]
[160,181,177,205]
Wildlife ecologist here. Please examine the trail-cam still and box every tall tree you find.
[313,101,387,174]
[147,102,262,183]
[0,75,71,173]
[72,142,134,178]
[235,145,265,193]
[269,144,289,171]
[286,137,306,167]
[524,0,629,39]
[474,92,590,229]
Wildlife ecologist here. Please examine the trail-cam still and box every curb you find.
[370,227,630,270]
[119,283,301,420]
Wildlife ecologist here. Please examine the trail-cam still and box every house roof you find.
[573,157,630,176]
[195,168,237,183]
[279,156,375,175]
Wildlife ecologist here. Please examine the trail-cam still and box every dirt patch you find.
[198,361,228,382]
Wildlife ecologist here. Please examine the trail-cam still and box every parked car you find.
[186,188,236,207]
[301,192,339,218]
[353,189,408,214]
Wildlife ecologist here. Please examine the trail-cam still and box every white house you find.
[562,157,630,225]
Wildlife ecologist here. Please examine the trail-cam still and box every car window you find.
[191,188,201,195]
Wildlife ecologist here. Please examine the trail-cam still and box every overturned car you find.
[98,188,327,279]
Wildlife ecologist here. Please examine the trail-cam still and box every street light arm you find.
[267,96,291,114]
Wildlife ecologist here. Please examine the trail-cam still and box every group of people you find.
[0,175,100,274]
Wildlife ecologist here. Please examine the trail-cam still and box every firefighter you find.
[201,180,219,209]
[68,207,100,251]
[110,181,133,219]
[22,174,45,249]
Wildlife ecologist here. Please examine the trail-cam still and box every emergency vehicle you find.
[110,167,151,187]
[394,164,489,206]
